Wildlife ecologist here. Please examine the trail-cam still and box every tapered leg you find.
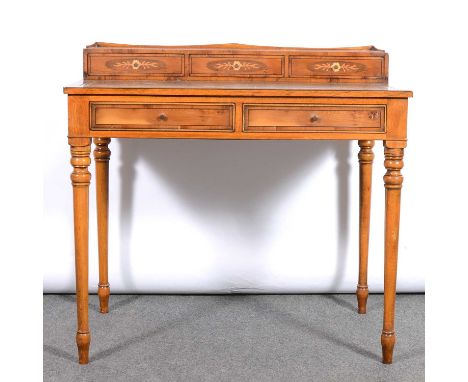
[381,143,404,364]
[93,138,111,313]
[356,140,374,314]
[69,138,92,364]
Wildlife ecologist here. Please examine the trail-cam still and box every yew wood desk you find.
[64,43,412,365]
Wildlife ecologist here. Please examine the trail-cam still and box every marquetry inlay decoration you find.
[207,60,267,72]
[310,61,365,73]
[106,59,165,70]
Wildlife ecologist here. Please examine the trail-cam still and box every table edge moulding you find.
[64,43,412,365]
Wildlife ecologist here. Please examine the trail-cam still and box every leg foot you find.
[356,285,369,314]
[381,331,396,364]
[98,283,110,313]
[76,331,91,364]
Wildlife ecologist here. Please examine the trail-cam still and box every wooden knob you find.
[368,111,379,120]
[310,115,319,123]
[158,113,168,121]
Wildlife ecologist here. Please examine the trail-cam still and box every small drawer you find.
[87,54,184,76]
[243,104,385,132]
[91,103,234,132]
[289,56,385,80]
[190,55,284,76]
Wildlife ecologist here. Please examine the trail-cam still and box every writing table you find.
[64,43,412,365]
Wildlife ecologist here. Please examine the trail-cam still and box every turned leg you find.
[381,143,404,364]
[94,138,111,313]
[356,140,374,314]
[70,138,92,364]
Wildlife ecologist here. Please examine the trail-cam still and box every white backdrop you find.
[40,0,464,293]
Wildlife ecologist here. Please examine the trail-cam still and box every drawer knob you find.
[310,115,319,123]
[158,113,168,121]
[368,111,380,120]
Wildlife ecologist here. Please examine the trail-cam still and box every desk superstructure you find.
[64,43,412,365]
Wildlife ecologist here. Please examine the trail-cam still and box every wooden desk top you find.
[64,80,412,98]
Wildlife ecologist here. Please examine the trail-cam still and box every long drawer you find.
[91,103,234,132]
[243,104,385,133]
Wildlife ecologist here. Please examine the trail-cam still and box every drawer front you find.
[190,55,284,77]
[244,104,385,132]
[87,54,184,76]
[91,103,234,132]
[289,56,385,80]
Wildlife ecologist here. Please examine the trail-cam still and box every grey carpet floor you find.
[43,294,424,382]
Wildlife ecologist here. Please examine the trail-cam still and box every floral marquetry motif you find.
[207,59,267,72]
[106,59,165,71]
[310,61,365,73]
